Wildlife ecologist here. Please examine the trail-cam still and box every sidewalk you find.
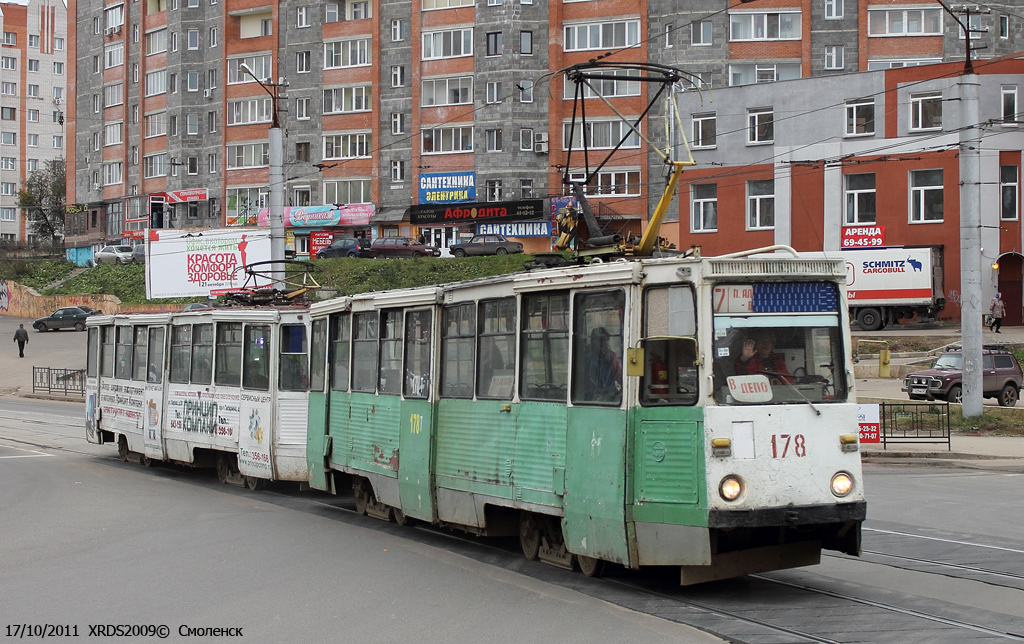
[0,315,86,396]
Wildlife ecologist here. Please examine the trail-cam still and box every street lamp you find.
[238,63,285,291]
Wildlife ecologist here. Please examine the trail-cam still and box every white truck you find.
[829,247,945,331]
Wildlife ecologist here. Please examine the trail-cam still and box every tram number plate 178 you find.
[770,434,806,458]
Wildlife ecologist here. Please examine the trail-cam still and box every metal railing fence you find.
[880,401,951,450]
[32,367,86,397]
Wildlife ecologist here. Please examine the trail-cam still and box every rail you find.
[879,401,951,450]
[32,367,86,397]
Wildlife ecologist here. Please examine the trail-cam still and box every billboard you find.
[419,172,475,203]
[146,228,272,299]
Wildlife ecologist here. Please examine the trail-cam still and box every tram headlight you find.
[719,475,743,502]
[830,471,854,497]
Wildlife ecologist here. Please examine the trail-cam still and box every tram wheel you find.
[353,479,370,516]
[575,555,606,578]
[392,507,408,526]
[140,455,153,467]
[117,435,129,462]
[244,475,264,491]
[216,455,230,484]
[519,513,541,561]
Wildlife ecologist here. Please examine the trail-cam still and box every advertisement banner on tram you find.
[146,228,272,299]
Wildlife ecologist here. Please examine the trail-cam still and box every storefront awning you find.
[370,207,409,224]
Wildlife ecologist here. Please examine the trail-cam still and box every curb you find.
[18,392,85,404]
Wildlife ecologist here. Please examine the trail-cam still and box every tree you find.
[18,158,66,244]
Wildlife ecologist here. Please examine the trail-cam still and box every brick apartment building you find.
[64,0,1024,262]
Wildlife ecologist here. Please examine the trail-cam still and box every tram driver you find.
[734,329,793,385]
[586,327,622,400]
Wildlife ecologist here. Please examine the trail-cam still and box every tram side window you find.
[87,328,98,378]
[441,303,474,398]
[520,292,569,401]
[351,312,378,392]
[379,310,404,395]
[478,297,515,399]
[101,326,115,378]
[641,285,698,406]
[115,326,133,379]
[169,325,192,384]
[572,290,625,405]
[242,324,270,391]
[132,326,148,381]
[215,322,243,387]
[404,309,432,399]
[279,324,308,391]
[147,327,165,384]
[331,314,351,391]
[310,319,327,393]
[190,323,213,384]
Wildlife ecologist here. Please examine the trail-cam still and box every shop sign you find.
[256,204,373,228]
[841,225,885,248]
[164,188,209,203]
[477,221,551,237]
[310,231,334,256]
[410,200,544,226]
[418,172,475,204]
[858,404,880,444]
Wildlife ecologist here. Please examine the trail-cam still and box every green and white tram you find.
[85,307,311,489]
[306,248,865,584]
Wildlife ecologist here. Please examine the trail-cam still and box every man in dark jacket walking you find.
[13,323,29,358]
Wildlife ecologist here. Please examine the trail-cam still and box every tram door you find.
[143,327,167,461]
[85,327,102,444]
[398,308,436,521]
[274,322,311,480]
[306,318,333,492]
[237,324,275,480]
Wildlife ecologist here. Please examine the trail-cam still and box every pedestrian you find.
[990,292,1006,333]
[13,323,28,358]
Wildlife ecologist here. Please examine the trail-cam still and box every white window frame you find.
[867,8,942,36]
[421,125,474,154]
[1002,85,1017,125]
[692,113,716,148]
[323,133,372,159]
[691,183,718,232]
[909,169,944,223]
[825,0,843,20]
[692,20,712,45]
[844,173,876,225]
[323,86,373,114]
[421,28,473,60]
[729,11,801,41]
[324,39,371,69]
[486,81,501,104]
[486,128,503,152]
[824,45,844,70]
[562,119,642,150]
[846,98,875,136]
[566,169,641,197]
[747,107,774,144]
[520,128,534,151]
[909,92,942,131]
[564,20,640,51]
[297,6,310,28]
[1001,165,1019,221]
[747,180,775,230]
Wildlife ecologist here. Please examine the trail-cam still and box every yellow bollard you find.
[878,348,891,379]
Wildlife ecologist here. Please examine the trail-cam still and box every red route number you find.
[771,434,806,458]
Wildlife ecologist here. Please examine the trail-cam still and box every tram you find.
[306,247,866,584]
[84,306,311,489]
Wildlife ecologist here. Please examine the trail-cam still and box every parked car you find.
[368,237,441,258]
[181,302,215,312]
[316,237,372,259]
[449,234,524,257]
[131,245,146,264]
[902,348,1023,406]
[33,306,100,332]
[94,245,135,265]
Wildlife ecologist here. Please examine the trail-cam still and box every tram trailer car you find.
[85,307,312,489]
[306,251,865,584]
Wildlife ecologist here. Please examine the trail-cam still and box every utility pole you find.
[941,2,988,417]
[239,64,286,291]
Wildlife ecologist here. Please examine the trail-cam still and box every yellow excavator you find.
[545,62,703,262]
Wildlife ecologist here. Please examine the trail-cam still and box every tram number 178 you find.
[770,434,806,458]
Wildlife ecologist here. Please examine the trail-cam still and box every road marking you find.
[0,443,51,458]
[866,527,1024,554]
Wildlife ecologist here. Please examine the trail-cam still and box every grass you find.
[0,259,77,289]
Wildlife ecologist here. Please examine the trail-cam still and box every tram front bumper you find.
[708,500,866,529]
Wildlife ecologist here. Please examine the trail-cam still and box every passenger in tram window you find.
[734,329,792,384]
[477,336,505,395]
[587,327,622,394]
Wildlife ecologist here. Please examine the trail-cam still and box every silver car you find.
[94,245,135,265]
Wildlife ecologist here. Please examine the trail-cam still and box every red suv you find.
[903,348,1023,406]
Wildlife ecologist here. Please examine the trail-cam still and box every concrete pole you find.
[959,74,983,417]
[269,124,285,291]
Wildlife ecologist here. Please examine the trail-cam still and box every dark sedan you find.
[33,306,100,332]
[369,237,441,258]
[316,237,372,258]
[449,234,524,257]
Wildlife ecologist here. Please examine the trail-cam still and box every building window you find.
[297,51,311,73]
[187,29,199,49]
[323,179,371,204]
[421,29,473,60]
[729,12,801,41]
[824,45,844,70]
[323,133,371,159]
[422,126,473,154]
[391,112,406,134]
[565,20,640,51]
[868,8,942,36]
[520,31,532,55]
[350,1,368,19]
[485,179,503,202]
[325,39,371,68]
[392,19,405,42]
[145,70,166,96]
[520,179,534,199]
[28,59,39,72]
[27,84,39,96]
[844,174,876,225]
[692,184,718,232]
[421,76,472,106]
[692,20,712,45]
[910,92,942,131]
[325,2,339,22]
[566,170,641,196]
[1002,85,1017,124]
[825,0,843,19]
[486,82,501,104]
[910,170,943,222]
[563,119,641,150]
[729,62,800,86]
[209,27,218,46]
[486,32,503,56]
[1000,15,1009,38]
[323,86,372,113]
[296,97,310,120]
[391,66,405,87]
[208,111,218,132]
[520,80,534,103]
[391,160,406,182]
[846,98,875,136]
[27,109,38,122]
[226,143,270,169]
[520,128,534,151]
[187,112,199,134]
[1001,166,1018,221]
[297,6,310,27]
[52,61,64,75]
[187,157,199,175]
[747,107,774,144]
[296,142,310,162]
[228,56,272,83]
[208,154,218,173]
[2,32,15,46]
[486,129,503,152]
[747,180,775,229]
[104,122,123,146]
[187,71,199,91]
[0,157,14,170]
[423,0,473,8]
[692,113,716,148]
[227,97,272,125]
[0,107,13,120]
[0,208,14,221]
[0,83,14,95]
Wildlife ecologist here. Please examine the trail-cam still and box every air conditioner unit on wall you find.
[535,132,549,154]
[203,89,212,98]
[92,183,100,191]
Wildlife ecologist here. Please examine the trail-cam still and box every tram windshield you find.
[712,282,848,405]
